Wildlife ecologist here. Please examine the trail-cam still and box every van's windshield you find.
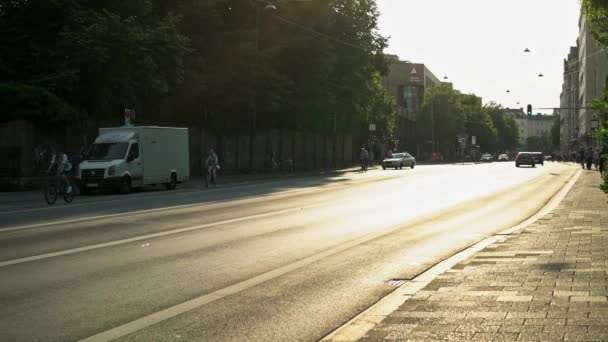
[89,143,129,161]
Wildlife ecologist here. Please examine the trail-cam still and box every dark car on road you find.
[382,152,415,170]
[532,152,544,166]
[515,152,536,167]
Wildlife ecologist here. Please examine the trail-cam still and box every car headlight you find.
[108,165,116,176]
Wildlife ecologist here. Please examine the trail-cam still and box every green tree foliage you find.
[483,103,519,151]
[467,108,497,152]
[1,0,395,144]
[526,136,551,153]
[0,0,190,122]
[417,84,465,157]
[0,84,77,124]
[416,91,520,159]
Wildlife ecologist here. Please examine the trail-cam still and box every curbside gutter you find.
[320,168,582,342]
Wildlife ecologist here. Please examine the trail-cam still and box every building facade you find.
[383,56,441,153]
[577,12,608,146]
[504,108,528,146]
[504,108,554,149]
[528,114,554,140]
[560,46,579,155]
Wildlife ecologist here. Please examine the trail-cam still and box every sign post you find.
[368,123,376,166]
[124,108,136,127]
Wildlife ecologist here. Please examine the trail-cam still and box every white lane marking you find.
[0,184,323,232]
[0,189,194,215]
[0,207,307,268]
[78,217,417,342]
[75,166,575,341]
[0,171,408,232]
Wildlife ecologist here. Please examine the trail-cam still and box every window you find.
[403,85,420,114]
[128,143,139,160]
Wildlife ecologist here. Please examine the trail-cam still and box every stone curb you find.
[320,168,582,342]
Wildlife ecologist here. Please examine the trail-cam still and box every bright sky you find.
[376,0,581,115]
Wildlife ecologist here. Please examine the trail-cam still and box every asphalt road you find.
[0,162,579,342]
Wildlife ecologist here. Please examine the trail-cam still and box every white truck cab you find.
[79,126,189,193]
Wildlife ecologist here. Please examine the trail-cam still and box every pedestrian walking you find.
[593,148,600,170]
[578,147,585,169]
[585,146,593,170]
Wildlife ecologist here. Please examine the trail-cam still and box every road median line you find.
[0,171,406,233]
[0,207,309,268]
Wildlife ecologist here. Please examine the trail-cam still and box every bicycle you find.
[205,165,218,188]
[360,158,368,172]
[44,173,74,204]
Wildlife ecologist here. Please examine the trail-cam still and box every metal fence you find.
[0,146,21,190]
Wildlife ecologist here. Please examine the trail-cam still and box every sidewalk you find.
[327,170,608,342]
[181,165,372,190]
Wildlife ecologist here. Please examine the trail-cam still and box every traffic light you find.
[527,104,532,116]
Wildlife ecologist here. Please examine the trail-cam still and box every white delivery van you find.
[79,126,189,193]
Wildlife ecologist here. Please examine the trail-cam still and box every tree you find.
[482,103,519,152]
[582,0,608,190]
[417,84,466,159]
[0,0,394,153]
[467,106,497,153]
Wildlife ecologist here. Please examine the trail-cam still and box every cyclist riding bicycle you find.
[360,147,369,171]
[206,149,219,186]
[47,153,72,193]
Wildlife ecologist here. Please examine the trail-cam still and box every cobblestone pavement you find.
[354,170,608,342]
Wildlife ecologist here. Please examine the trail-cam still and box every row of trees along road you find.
[416,83,520,159]
[583,0,608,192]
[0,0,395,141]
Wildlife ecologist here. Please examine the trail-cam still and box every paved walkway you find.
[329,170,608,342]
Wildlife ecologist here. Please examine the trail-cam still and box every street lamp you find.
[592,116,600,131]
[249,0,277,172]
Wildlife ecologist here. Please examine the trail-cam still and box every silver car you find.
[382,152,416,170]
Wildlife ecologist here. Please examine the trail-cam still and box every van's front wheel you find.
[119,176,131,194]
[165,174,177,190]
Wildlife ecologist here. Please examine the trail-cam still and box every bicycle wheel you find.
[63,185,74,203]
[44,184,58,205]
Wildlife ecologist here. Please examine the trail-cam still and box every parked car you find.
[532,152,545,165]
[382,152,415,170]
[515,152,536,167]
[480,153,493,162]
[498,154,509,161]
